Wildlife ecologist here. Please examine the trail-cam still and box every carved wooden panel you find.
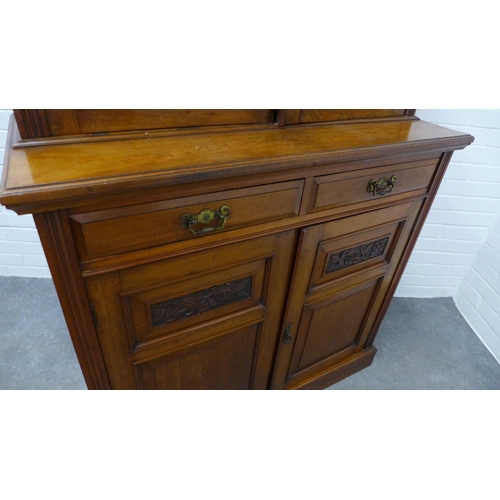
[151,277,252,327]
[124,260,265,346]
[309,211,409,291]
[326,237,390,274]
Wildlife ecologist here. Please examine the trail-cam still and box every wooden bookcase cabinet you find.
[0,110,474,389]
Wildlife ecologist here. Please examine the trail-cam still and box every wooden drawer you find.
[307,157,440,213]
[70,180,304,260]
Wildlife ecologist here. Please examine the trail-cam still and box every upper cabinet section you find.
[12,109,417,146]
[13,109,275,141]
[277,109,415,126]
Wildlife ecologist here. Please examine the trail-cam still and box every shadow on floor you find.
[1,276,499,390]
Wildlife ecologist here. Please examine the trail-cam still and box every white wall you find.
[0,109,50,277]
[455,213,500,361]
[395,110,500,297]
[395,109,500,362]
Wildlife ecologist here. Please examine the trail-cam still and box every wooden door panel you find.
[288,277,382,383]
[123,259,266,346]
[135,323,261,390]
[271,200,425,390]
[85,230,297,389]
[309,220,403,290]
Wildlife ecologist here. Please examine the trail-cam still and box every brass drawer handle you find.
[179,205,231,235]
[367,175,397,196]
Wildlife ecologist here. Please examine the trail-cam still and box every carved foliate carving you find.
[326,237,389,274]
[151,277,252,327]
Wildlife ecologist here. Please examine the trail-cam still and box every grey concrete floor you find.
[0,277,86,390]
[1,276,499,390]
[328,295,500,390]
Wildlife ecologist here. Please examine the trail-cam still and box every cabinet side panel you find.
[33,212,111,389]
[365,151,455,346]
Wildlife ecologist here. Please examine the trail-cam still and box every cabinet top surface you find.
[1,118,473,211]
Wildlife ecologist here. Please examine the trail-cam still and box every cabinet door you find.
[271,200,423,390]
[85,231,296,389]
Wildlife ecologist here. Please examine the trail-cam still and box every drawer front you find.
[70,180,304,260]
[308,157,440,213]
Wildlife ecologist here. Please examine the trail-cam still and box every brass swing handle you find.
[367,175,397,196]
[179,205,231,235]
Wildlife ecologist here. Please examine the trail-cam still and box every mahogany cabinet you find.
[0,110,474,389]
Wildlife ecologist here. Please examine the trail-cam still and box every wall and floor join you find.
[1,109,500,389]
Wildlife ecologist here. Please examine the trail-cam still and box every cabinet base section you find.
[290,347,377,390]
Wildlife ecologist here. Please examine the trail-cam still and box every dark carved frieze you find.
[150,276,252,327]
[326,237,389,274]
